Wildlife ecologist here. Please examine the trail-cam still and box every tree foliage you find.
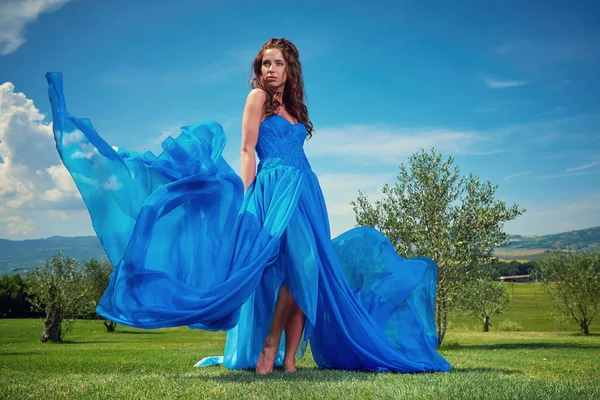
[533,250,600,335]
[0,274,40,318]
[489,260,537,279]
[351,148,524,344]
[82,258,116,332]
[454,279,509,331]
[25,252,90,342]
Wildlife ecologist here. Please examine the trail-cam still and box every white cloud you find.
[534,161,600,180]
[42,164,79,201]
[102,47,257,87]
[314,172,392,238]
[304,124,494,164]
[0,80,87,238]
[494,38,598,70]
[483,78,528,89]
[0,0,74,55]
[538,106,567,118]
[551,80,572,90]
[528,132,563,145]
[0,81,57,207]
[102,175,122,190]
[128,124,183,155]
[154,125,182,145]
[48,209,68,220]
[138,117,239,156]
[317,172,391,217]
[505,194,600,235]
[41,188,65,202]
[504,171,531,183]
[566,162,599,172]
[45,164,71,186]
[0,214,35,235]
[535,170,600,180]
[72,150,94,159]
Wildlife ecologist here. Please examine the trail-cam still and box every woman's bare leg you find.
[283,306,306,372]
[255,284,297,374]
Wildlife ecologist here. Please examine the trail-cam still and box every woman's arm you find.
[240,88,266,192]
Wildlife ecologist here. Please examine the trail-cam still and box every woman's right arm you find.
[240,88,266,193]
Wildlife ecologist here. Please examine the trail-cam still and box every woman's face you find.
[261,48,287,90]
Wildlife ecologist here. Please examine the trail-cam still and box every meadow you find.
[1,283,599,399]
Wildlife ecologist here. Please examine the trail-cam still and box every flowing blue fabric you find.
[46,72,450,373]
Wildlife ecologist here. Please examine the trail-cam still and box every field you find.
[493,248,549,262]
[447,281,599,332]
[1,283,599,399]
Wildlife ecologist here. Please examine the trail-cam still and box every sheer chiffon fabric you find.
[46,72,450,373]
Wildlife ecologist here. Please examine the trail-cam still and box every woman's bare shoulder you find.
[247,88,267,102]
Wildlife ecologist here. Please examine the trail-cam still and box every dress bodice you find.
[256,115,311,173]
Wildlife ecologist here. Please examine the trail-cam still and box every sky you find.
[0,0,599,240]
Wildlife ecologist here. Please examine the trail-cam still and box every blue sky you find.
[0,0,599,240]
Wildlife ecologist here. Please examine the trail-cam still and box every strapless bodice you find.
[256,115,311,173]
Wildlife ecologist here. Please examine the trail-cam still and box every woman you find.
[46,38,450,374]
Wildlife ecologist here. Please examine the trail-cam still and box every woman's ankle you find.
[263,335,280,349]
[283,357,296,372]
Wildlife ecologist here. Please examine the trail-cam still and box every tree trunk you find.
[441,309,447,344]
[483,313,490,332]
[436,300,441,345]
[104,319,117,332]
[41,302,62,343]
[580,318,589,335]
[436,298,447,346]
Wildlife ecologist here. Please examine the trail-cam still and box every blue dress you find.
[46,72,450,373]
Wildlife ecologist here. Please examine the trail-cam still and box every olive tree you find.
[25,252,90,342]
[352,148,524,345]
[83,258,116,332]
[454,279,509,331]
[533,250,599,335]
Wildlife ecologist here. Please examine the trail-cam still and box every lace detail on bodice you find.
[256,115,311,173]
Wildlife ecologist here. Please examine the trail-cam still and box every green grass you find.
[2,323,599,399]
[1,283,599,399]
[448,282,600,332]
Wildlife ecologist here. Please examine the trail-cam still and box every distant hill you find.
[504,226,600,251]
[0,236,106,276]
[1,226,599,276]
[495,226,600,261]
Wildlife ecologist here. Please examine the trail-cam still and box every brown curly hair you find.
[250,38,314,139]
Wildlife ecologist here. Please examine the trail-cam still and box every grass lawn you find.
[448,282,600,332]
[1,283,599,399]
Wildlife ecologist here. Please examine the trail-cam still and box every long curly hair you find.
[250,38,314,139]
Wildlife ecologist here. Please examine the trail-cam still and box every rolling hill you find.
[1,226,599,276]
[495,226,600,261]
[0,236,106,276]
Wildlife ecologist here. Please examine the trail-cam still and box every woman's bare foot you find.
[256,339,279,374]
[283,358,297,373]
